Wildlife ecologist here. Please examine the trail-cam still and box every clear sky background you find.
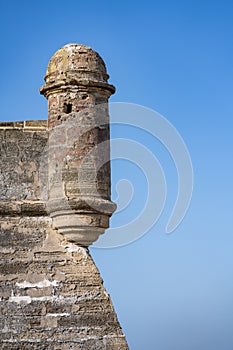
[0,1,233,349]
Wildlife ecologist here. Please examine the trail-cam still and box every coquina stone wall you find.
[0,122,128,349]
[0,218,127,349]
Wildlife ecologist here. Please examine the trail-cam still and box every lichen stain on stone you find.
[16,279,59,289]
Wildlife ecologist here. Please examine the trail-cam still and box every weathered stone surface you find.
[0,218,128,348]
[0,43,129,348]
[0,121,48,204]
[40,44,116,246]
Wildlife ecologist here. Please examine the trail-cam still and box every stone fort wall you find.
[0,121,128,349]
[0,41,129,348]
[0,121,48,204]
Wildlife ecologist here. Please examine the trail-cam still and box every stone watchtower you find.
[40,44,117,246]
[0,44,129,349]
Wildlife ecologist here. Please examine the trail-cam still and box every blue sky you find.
[0,1,233,349]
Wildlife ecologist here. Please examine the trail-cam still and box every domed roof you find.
[40,43,115,96]
[46,43,107,78]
